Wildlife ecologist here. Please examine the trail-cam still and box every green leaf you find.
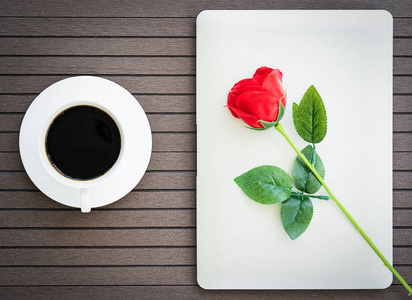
[234,165,293,205]
[292,85,327,143]
[281,195,313,240]
[293,145,325,194]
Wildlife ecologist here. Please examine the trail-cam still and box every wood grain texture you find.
[0,266,409,286]
[0,57,196,75]
[0,95,196,113]
[0,18,196,37]
[0,210,196,228]
[0,248,196,266]
[0,209,410,228]
[0,266,197,285]
[0,76,196,94]
[0,285,410,300]
[0,36,409,56]
[0,0,410,297]
[0,37,196,56]
[0,0,411,17]
[0,228,408,247]
[394,95,412,113]
[0,229,196,247]
[0,18,409,38]
[1,247,411,266]
[0,171,197,190]
[0,190,196,209]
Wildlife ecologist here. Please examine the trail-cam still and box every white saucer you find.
[19,76,152,212]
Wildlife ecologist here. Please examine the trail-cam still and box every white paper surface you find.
[196,10,393,289]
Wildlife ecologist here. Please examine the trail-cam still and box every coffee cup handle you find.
[81,188,91,213]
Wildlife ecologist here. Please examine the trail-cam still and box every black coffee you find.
[45,105,121,180]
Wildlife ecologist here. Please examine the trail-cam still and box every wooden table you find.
[0,1,410,299]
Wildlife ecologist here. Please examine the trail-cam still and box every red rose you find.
[227,67,286,128]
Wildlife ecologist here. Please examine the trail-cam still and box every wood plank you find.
[0,37,196,56]
[0,94,196,113]
[0,209,409,228]
[394,76,412,94]
[0,0,411,18]
[394,58,412,75]
[394,115,412,132]
[0,57,195,75]
[0,285,410,300]
[393,229,412,246]
[0,56,410,76]
[0,18,196,37]
[393,171,412,189]
[0,191,196,209]
[0,229,196,247]
[0,247,410,266]
[0,228,408,248]
[394,133,412,152]
[0,132,196,152]
[394,153,412,171]
[3,75,412,95]
[393,210,412,227]
[394,38,412,56]
[394,95,412,113]
[0,265,409,287]
[0,171,196,190]
[0,248,196,266]
[395,18,412,37]
[393,191,412,208]
[0,76,196,94]
[0,36,408,56]
[0,266,196,285]
[148,152,196,170]
[394,247,412,265]
[0,210,196,228]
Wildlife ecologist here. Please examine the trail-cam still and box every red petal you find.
[261,69,285,102]
[231,78,261,97]
[226,103,240,119]
[235,90,280,122]
[253,66,275,85]
[227,91,238,111]
[227,106,263,128]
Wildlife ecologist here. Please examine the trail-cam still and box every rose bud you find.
[227,67,286,129]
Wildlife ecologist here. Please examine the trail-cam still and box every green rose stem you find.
[275,122,412,295]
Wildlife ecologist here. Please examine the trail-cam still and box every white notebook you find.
[196,10,393,289]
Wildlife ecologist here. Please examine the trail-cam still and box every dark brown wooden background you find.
[0,1,410,299]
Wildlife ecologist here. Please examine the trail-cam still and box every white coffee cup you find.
[20,76,152,212]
